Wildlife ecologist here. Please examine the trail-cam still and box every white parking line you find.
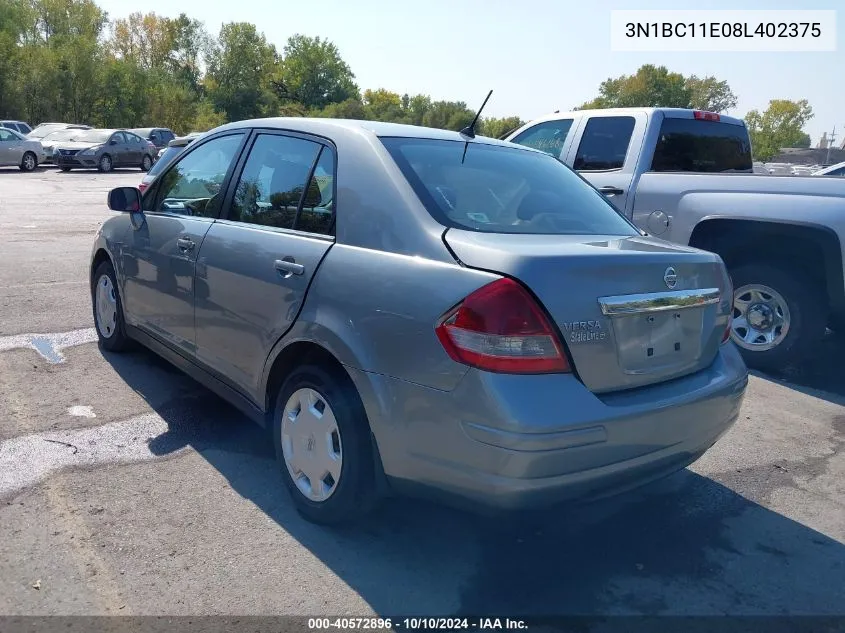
[0,413,175,500]
[0,328,97,363]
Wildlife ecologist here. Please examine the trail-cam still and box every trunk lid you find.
[444,230,732,393]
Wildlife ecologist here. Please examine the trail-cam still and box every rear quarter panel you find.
[262,244,503,394]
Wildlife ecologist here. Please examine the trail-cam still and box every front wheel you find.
[91,260,131,352]
[98,154,113,173]
[272,364,379,525]
[729,264,828,371]
[20,152,37,172]
[141,154,152,171]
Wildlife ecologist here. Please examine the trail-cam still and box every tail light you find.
[721,275,734,344]
[693,111,721,122]
[435,278,570,374]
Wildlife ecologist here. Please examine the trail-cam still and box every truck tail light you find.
[435,278,570,374]
[693,111,721,122]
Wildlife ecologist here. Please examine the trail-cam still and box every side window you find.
[831,166,845,176]
[0,129,15,142]
[510,119,573,156]
[573,116,636,171]
[297,147,335,235]
[151,133,244,217]
[229,134,322,230]
[111,132,125,145]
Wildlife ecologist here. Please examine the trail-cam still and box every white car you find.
[0,127,46,171]
[813,161,845,177]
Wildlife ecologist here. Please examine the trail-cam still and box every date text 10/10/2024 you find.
[308,618,528,631]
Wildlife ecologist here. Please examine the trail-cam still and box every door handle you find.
[274,258,305,277]
[599,186,625,196]
[176,237,195,252]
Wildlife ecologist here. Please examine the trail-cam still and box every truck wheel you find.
[728,264,828,371]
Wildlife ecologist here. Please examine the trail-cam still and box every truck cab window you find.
[574,116,635,171]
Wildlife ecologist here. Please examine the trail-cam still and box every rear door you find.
[194,130,336,401]
[562,112,648,215]
[122,131,247,355]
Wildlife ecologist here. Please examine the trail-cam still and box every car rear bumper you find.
[349,343,748,511]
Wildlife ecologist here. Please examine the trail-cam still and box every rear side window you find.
[510,119,573,156]
[381,137,637,236]
[228,133,328,232]
[651,117,752,173]
[574,116,635,171]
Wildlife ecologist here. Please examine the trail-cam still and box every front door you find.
[121,131,247,356]
[194,131,336,401]
[0,128,17,165]
[563,113,644,216]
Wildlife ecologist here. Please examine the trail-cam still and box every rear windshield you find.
[380,137,638,236]
[146,146,184,177]
[651,117,753,173]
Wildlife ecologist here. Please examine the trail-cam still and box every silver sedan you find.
[0,127,46,171]
[90,118,748,524]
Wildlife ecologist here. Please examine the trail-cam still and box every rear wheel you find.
[729,263,827,371]
[19,151,37,172]
[141,154,152,171]
[272,363,378,525]
[91,260,130,352]
[98,154,113,173]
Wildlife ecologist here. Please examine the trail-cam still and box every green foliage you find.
[579,64,738,113]
[745,99,814,160]
[0,1,523,135]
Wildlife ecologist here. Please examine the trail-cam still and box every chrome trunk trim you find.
[598,288,721,316]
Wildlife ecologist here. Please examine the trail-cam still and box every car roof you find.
[518,107,747,129]
[212,117,531,150]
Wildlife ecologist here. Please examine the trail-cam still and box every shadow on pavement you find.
[101,346,845,617]
[752,331,845,403]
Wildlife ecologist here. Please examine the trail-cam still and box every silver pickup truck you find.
[505,108,845,371]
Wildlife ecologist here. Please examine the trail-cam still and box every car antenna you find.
[460,89,493,164]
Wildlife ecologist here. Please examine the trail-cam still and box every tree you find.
[206,22,280,121]
[422,100,474,131]
[362,88,404,122]
[277,34,358,109]
[109,12,175,70]
[480,116,524,139]
[579,64,738,113]
[745,99,814,161]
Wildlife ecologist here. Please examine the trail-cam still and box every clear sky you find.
[95,0,843,145]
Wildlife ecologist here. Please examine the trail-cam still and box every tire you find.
[19,152,37,172]
[60,166,71,172]
[141,154,152,172]
[91,260,131,352]
[272,363,378,525]
[728,263,828,371]
[98,154,113,173]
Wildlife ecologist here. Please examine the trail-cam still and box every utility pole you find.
[825,125,837,166]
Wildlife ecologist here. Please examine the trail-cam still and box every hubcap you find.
[95,274,118,339]
[101,156,111,170]
[143,156,151,169]
[281,387,342,503]
[731,284,790,351]
[24,155,34,169]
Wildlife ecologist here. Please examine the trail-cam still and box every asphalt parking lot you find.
[0,167,843,619]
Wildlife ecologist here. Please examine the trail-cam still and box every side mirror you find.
[110,139,118,145]
[108,187,142,212]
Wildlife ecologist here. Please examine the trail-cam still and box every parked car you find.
[1,120,33,135]
[53,128,157,172]
[92,118,747,524]
[129,127,176,152]
[27,122,91,140]
[0,126,46,171]
[505,108,845,371]
[813,160,845,177]
[138,133,202,192]
[39,128,89,164]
